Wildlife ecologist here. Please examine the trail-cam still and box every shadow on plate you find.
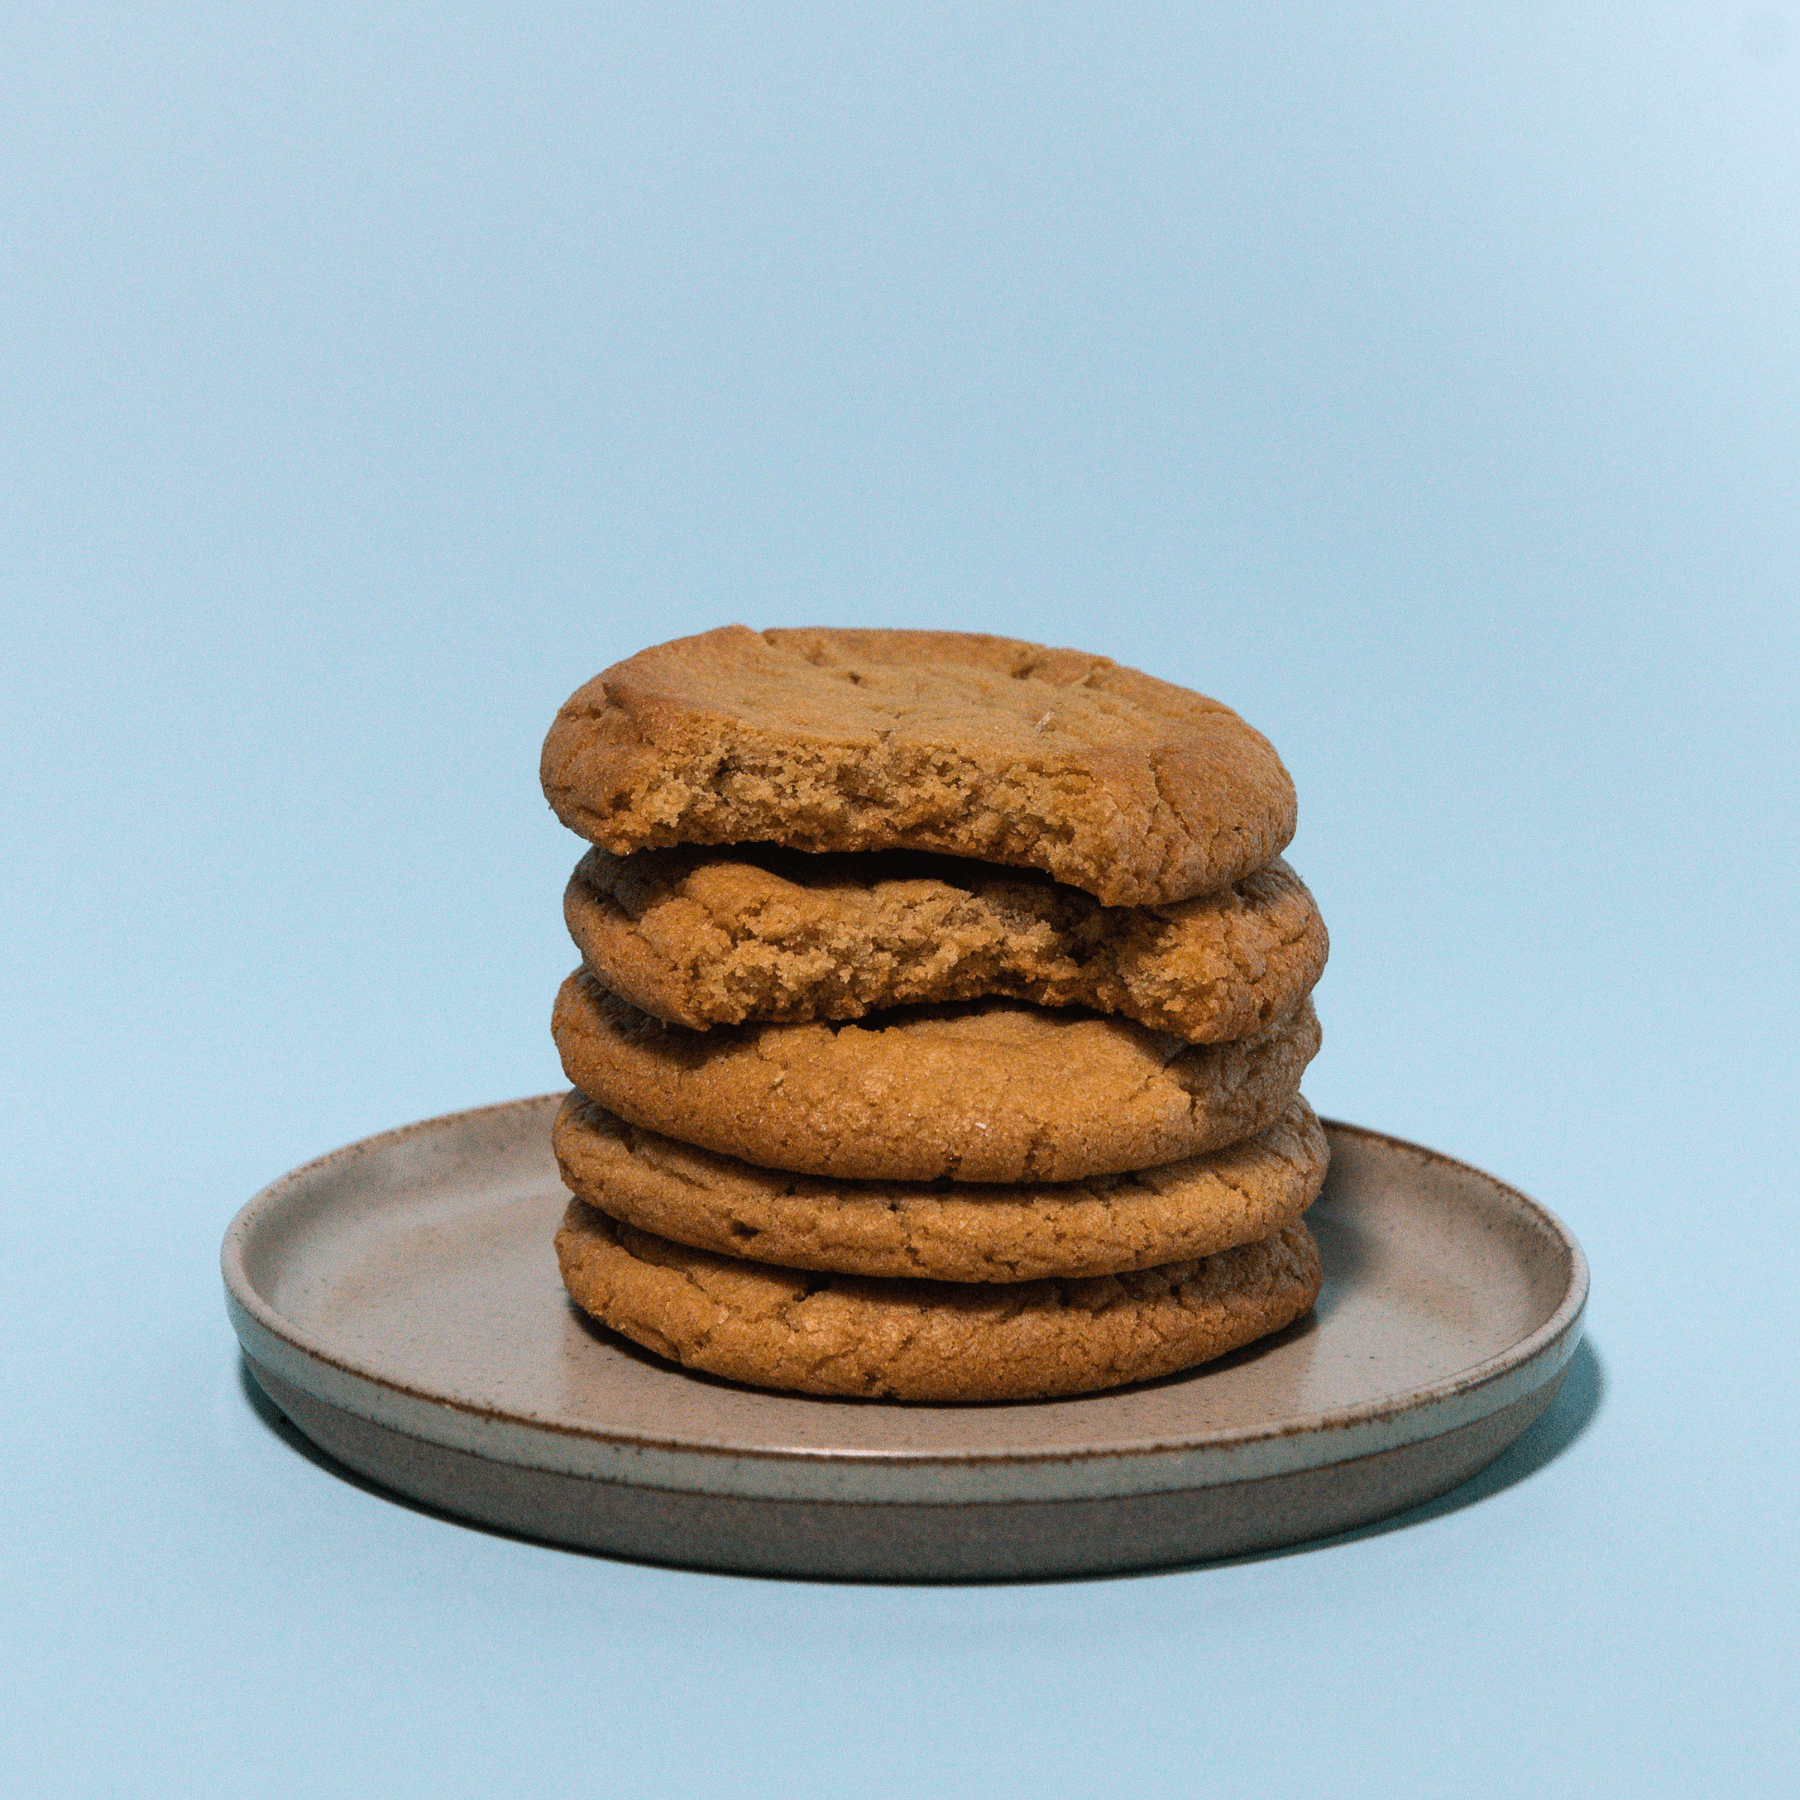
[235,1332,1605,1585]
[565,1295,1321,1405]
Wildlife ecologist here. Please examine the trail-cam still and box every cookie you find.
[555,1201,1322,1402]
[566,844,1327,1042]
[552,966,1322,1183]
[540,626,1295,906]
[553,1088,1328,1282]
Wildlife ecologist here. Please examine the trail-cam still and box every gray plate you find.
[222,1095,1587,1580]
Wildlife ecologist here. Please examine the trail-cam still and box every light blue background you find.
[4,5,1795,1795]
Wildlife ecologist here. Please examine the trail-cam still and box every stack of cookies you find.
[540,626,1329,1402]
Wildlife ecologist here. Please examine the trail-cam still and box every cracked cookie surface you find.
[555,1202,1322,1401]
[566,844,1327,1041]
[552,965,1321,1183]
[540,625,1296,906]
[554,1088,1328,1282]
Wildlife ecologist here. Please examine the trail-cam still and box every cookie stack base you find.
[553,1089,1329,1283]
[556,1199,1322,1403]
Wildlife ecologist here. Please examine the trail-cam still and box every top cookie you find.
[540,626,1296,906]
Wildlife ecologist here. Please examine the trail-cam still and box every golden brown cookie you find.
[555,1201,1322,1401]
[565,844,1328,1043]
[540,626,1295,906]
[552,966,1322,1183]
[553,1088,1328,1282]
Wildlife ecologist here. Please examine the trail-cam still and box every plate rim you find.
[222,1093,1589,1477]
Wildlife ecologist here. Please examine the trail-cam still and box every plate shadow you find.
[1194,1331,1608,1570]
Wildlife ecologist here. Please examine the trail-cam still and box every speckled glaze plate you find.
[222,1096,1587,1580]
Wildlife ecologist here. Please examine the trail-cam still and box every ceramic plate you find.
[223,1096,1587,1580]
